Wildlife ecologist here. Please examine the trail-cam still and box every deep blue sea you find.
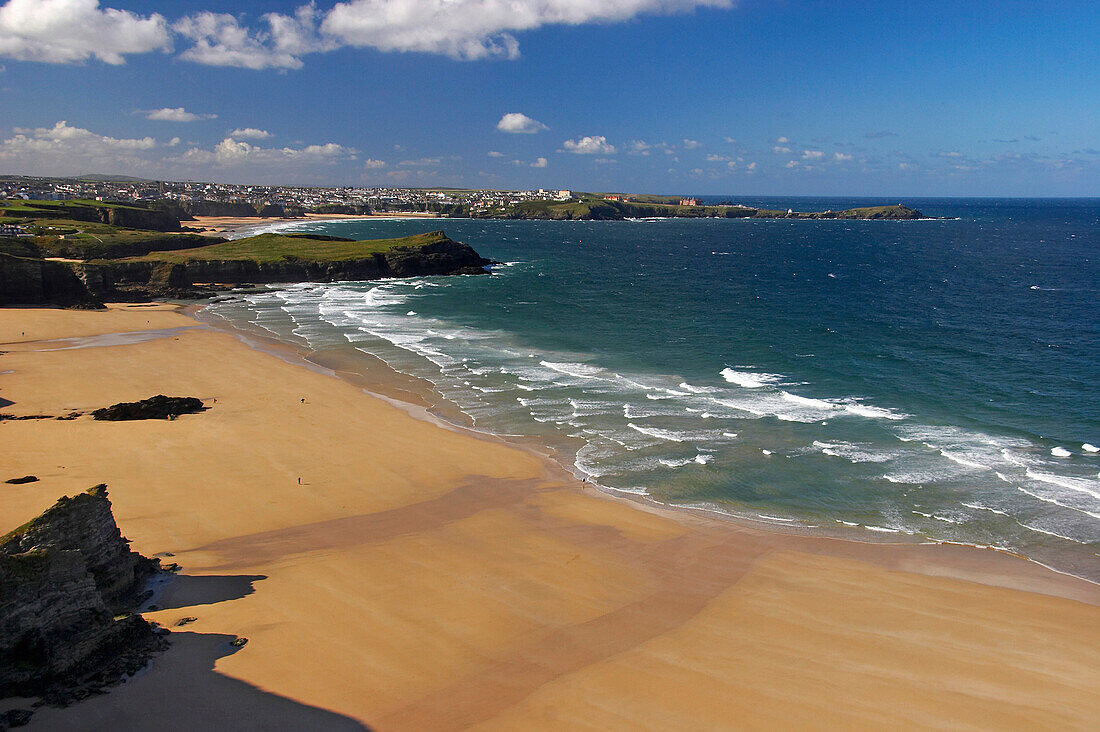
[203,198,1100,581]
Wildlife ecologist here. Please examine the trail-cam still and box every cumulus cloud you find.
[496,112,547,134]
[322,0,732,60]
[774,136,788,143]
[174,4,333,70]
[0,0,170,65]
[626,140,652,156]
[937,150,965,158]
[682,138,701,149]
[363,157,386,168]
[563,135,616,154]
[801,149,824,160]
[0,120,159,175]
[784,160,798,168]
[146,107,216,122]
[833,152,853,162]
[228,127,271,139]
[705,153,728,162]
[487,150,505,157]
[531,156,547,168]
[178,136,356,166]
[772,145,790,154]
[2,0,737,69]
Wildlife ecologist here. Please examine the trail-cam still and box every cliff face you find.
[0,486,164,701]
[0,253,99,307]
[102,207,181,232]
[78,234,491,299]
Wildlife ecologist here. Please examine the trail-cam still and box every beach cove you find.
[0,303,1097,730]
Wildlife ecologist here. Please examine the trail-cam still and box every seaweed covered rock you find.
[0,486,166,705]
[92,395,205,421]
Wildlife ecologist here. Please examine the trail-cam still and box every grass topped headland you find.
[123,230,455,265]
[474,194,925,221]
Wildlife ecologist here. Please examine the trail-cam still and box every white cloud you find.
[682,138,701,149]
[531,156,547,168]
[496,112,547,134]
[938,150,965,158]
[833,152,853,162]
[168,136,181,146]
[775,136,788,143]
[2,0,737,69]
[399,156,443,166]
[705,153,728,162]
[784,160,798,168]
[487,150,505,157]
[723,136,737,144]
[0,120,160,175]
[0,0,170,65]
[228,127,272,139]
[772,146,790,154]
[593,157,617,164]
[174,6,333,70]
[563,135,616,155]
[322,0,732,60]
[363,158,386,168]
[626,140,651,156]
[746,161,756,171]
[801,149,824,160]
[146,107,216,122]
[178,136,356,167]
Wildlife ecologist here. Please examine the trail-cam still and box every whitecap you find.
[1051,447,1072,458]
[720,368,784,389]
[1083,443,1099,453]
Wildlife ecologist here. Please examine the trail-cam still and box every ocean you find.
[201,198,1100,581]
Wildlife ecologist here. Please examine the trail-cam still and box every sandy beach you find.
[193,212,444,238]
[1,304,1098,730]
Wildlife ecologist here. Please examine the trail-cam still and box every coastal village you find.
[0,175,571,218]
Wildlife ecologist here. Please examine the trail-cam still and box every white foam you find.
[1025,469,1100,501]
[720,368,784,389]
[540,361,606,380]
[813,440,895,464]
[1017,487,1100,520]
[939,450,992,471]
[1083,443,1099,453]
[1051,446,1072,458]
[961,501,1010,516]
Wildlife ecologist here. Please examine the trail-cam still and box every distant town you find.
[0,174,572,218]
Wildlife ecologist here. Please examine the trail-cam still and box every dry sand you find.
[1,305,1097,731]
[193,212,443,237]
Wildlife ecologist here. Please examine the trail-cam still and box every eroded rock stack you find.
[0,486,165,704]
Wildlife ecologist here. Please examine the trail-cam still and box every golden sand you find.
[1,305,1097,730]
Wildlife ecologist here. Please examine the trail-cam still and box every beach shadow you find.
[23,631,372,731]
[189,478,543,570]
[153,574,267,611]
[0,396,14,409]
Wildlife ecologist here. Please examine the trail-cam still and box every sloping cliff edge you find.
[0,486,166,708]
[0,232,492,306]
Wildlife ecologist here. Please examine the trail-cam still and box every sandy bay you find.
[0,304,1097,730]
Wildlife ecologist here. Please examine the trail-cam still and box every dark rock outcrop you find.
[101,207,180,232]
[0,253,100,308]
[4,477,38,485]
[92,395,206,421]
[0,486,166,705]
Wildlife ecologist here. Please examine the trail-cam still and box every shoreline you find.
[193,296,1100,589]
[1,304,1098,728]
[192,212,445,238]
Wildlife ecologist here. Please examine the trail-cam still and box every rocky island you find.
[0,199,492,307]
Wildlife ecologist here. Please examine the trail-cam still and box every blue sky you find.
[0,0,1097,195]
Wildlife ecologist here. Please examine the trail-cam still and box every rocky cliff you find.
[0,253,100,307]
[0,486,165,703]
[77,233,491,300]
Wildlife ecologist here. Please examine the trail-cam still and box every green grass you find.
[123,230,451,264]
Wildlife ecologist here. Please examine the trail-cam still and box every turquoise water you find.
[203,198,1100,580]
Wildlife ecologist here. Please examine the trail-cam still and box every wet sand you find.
[1,305,1097,730]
